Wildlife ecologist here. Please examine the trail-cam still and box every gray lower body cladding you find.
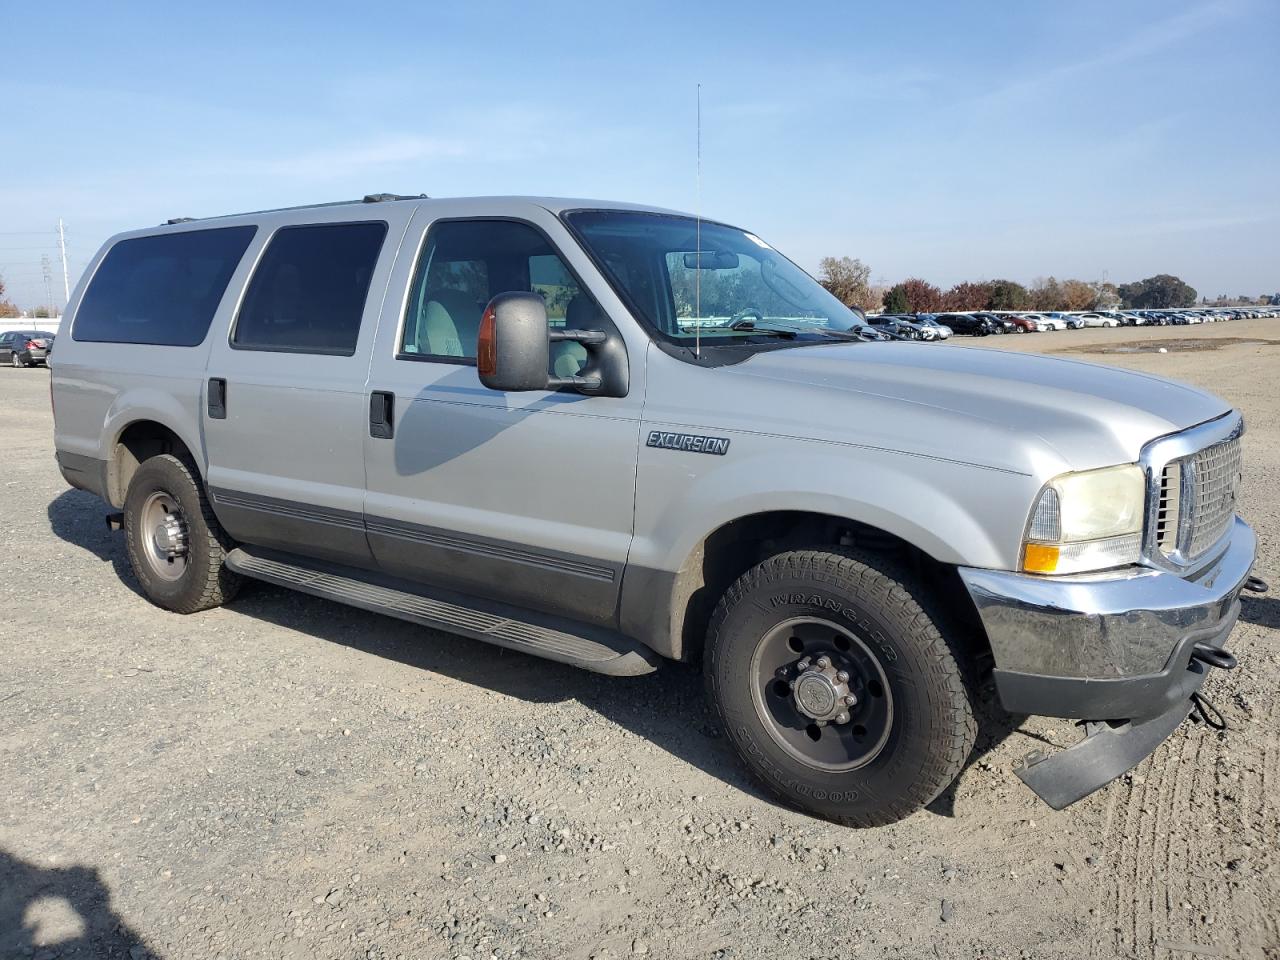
[55,451,110,501]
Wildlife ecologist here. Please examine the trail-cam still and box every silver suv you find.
[51,195,1262,826]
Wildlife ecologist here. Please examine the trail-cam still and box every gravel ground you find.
[1,319,1277,960]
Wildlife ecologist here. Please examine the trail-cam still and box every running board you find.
[225,546,659,677]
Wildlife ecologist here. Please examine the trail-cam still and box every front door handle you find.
[369,390,394,439]
[208,378,227,419]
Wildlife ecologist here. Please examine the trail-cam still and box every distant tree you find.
[1091,281,1121,310]
[33,306,52,318]
[1118,274,1197,309]
[882,284,910,314]
[942,281,993,312]
[986,279,1031,311]
[1029,276,1063,311]
[818,257,877,311]
[897,277,944,313]
[1059,279,1096,311]
[0,277,18,318]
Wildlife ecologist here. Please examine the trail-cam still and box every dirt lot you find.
[2,319,1277,960]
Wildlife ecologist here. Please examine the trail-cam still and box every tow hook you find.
[105,512,124,531]
[1243,575,1269,594]
[1190,642,1237,672]
[1187,642,1237,732]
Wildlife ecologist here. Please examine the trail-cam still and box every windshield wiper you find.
[722,318,798,338]
[725,318,881,341]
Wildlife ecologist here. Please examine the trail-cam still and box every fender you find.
[619,435,1041,659]
[99,386,210,504]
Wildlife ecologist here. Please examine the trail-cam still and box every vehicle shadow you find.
[46,488,146,600]
[227,579,1027,824]
[0,847,155,958]
[1240,593,1278,628]
[47,488,1019,826]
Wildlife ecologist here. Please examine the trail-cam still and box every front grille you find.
[1185,438,1243,556]
[1155,435,1241,562]
[1155,461,1181,552]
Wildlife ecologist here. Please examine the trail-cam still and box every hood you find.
[717,342,1231,475]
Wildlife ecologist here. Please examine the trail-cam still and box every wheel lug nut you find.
[797,658,810,670]
[835,711,849,724]
[843,694,856,706]
[789,680,796,689]
[836,671,849,683]
[816,656,830,669]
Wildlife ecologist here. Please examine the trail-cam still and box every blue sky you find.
[1,0,1276,310]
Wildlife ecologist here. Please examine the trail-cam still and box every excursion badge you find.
[646,431,731,455]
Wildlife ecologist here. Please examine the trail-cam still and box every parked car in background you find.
[0,329,56,367]
[1022,312,1062,330]
[1074,313,1121,328]
[913,315,953,339]
[1002,314,1041,333]
[1045,312,1083,329]
[972,312,1017,334]
[936,312,997,336]
[868,315,932,340]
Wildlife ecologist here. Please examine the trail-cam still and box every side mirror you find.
[477,292,628,397]
[477,292,551,392]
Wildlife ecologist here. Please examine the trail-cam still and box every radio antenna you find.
[695,82,702,360]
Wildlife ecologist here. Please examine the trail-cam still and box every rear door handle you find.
[369,390,394,439]
[208,378,227,419]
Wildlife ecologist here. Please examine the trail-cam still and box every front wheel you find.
[705,549,976,827]
[123,453,241,613]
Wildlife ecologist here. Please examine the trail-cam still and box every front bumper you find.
[958,518,1257,807]
[959,517,1255,721]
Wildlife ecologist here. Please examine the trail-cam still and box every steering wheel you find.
[727,308,766,330]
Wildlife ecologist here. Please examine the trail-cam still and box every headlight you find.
[1022,464,1144,574]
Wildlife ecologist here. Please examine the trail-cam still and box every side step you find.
[224,546,659,677]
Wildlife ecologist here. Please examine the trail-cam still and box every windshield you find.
[564,210,868,345]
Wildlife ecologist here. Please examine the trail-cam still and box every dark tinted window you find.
[400,220,596,364]
[73,227,256,346]
[234,221,387,356]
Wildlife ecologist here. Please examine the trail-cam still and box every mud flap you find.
[1014,702,1194,810]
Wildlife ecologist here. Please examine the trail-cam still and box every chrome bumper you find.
[958,517,1256,721]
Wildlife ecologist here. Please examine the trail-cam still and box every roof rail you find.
[363,193,430,203]
[166,217,195,224]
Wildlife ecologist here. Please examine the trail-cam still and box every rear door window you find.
[233,221,388,356]
[73,226,257,346]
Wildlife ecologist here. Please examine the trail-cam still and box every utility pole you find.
[58,219,70,307]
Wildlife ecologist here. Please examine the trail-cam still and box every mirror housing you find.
[477,292,551,392]
[477,292,628,397]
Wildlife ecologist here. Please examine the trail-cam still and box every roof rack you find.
[163,193,431,225]
[363,193,430,203]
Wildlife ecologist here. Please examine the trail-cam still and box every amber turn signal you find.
[477,304,497,377]
[1022,543,1060,573]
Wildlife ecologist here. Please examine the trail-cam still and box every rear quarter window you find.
[72,226,257,346]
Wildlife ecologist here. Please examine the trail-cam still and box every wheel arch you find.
[104,416,203,508]
[620,505,990,664]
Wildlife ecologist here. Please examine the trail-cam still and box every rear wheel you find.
[705,548,976,827]
[11,353,25,368]
[123,454,240,613]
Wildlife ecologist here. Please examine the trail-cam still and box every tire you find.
[705,548,976,827]
[11,353,25,368]
[123,453,241,613]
